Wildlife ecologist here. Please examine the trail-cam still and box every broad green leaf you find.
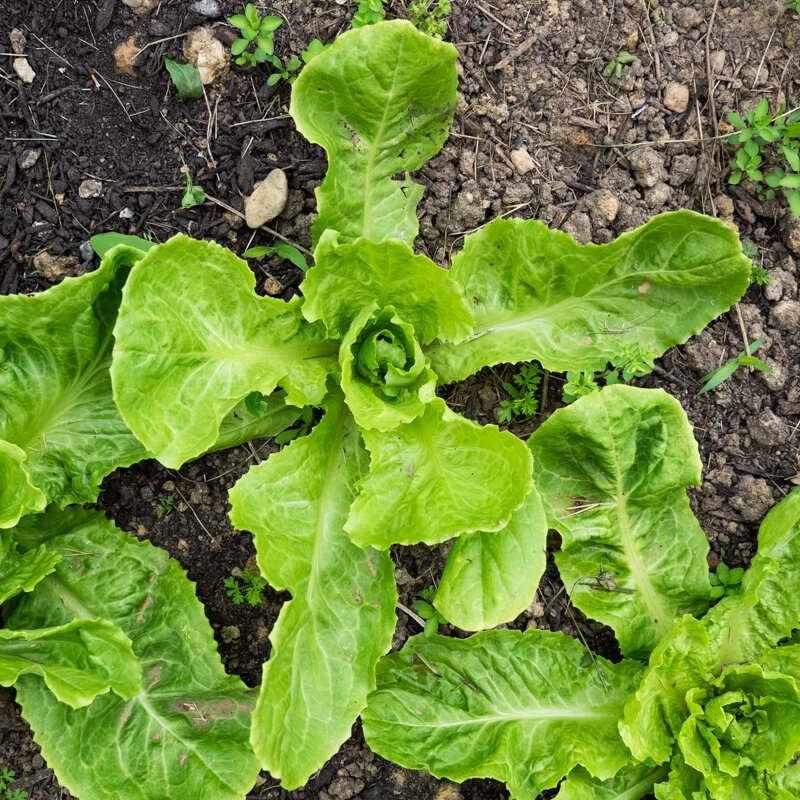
[426,211,750,383]
[301,232,472,344]
[111,234,338,468]
[556,763,670,800]
[90,232,157,258]
[703,486,800,668]
[434,484,547,631]
[620,615,715,765]
[290,20,458,246]
[0,440,45,528]
[6,507,260,800]
[0,245,149,509]
[340,305,436,431]
[228,387,396,789]
[530,385,710,658]
[362,630,644,800]
[346,397,533,548]
[0,533,59,605]
[164,58,203,99]
[0,619,139,708]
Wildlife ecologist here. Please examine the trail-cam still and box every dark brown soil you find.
[1,0,799,798]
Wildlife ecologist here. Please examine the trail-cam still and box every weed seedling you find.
[710,548,744,599]
[156,495,174,520]
[602,51,637,79]
[242,243,309,271]
[727,100,800,216]
[787,0,800,12]
[698,337,772,394]
[499,363,541,422]
[408,0,451,38]
[412,586,449,638]
[562,343,655,404]
[225,568,267,607]
[742,241,771,285]
[352,0,387,27]
[229,4,283,68]
[0,768,27,800]
[179,156,205,208]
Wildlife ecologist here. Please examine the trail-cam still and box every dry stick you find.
[173,485,222,549]
[733,303,752,359]
[396,601,426,628]
[704,0,721,196]
[203,192,314,259]
[640,0,662,85]
[96,70,132,122]
[752,26,777,90]
[201,84,217,168]
[493,35,537,71]
[474,2,517,35]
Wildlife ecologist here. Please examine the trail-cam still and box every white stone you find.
[509,148,536,175]
[78,179,103,199]
[121,0,157,13]
[9,29,26,55]
[18,149,41,170]
[245,169,289,229]
[13,58,35,84]
[183,25,228,85]
[664,81,689,113]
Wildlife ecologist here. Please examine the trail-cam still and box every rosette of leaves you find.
[109,19,750,793]
[362,385,800,800]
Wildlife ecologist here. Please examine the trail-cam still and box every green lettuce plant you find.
[1,19,752,800]
[106,19,750,791]
[362,384,800,800]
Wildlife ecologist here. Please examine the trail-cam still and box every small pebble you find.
[220,625,241,643]
[79,241,94,261]
[245,169,288,228]
[140,486,154,501]
[664,81,689,113]
[119,206,135,219]
[13,57,35,84]
[191,0,221,17]
[509,148,536,175]
[78,179,103,199]
[18,149,41,170]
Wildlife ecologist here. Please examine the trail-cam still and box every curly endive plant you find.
[104,20,752,790]
[363,385,800,800]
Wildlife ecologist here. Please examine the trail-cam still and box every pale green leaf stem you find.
[229,387,396,789]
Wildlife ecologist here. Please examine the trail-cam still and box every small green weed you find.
[179,155,205,208]
[408,0,451,38]
[602,51,637,79]
[352,0,387,27]
[499,363,540,422]
[562,343,656,404]
[156,495,174,520]
[787,0,800,12]
[710,549,744,599]
[229,4,283,68]
[412,586,449,637]
[164,58,203,99]
[742,241,771,286]
[698,337,772,394]
[243,243,309,272]
[727,99,800,217]
[224,568,267,607]
[0,768,27,800]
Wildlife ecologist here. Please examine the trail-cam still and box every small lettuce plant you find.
[0,19,752,800]
[363,385,800,800]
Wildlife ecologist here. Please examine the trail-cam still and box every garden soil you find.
[1,0,799,798]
